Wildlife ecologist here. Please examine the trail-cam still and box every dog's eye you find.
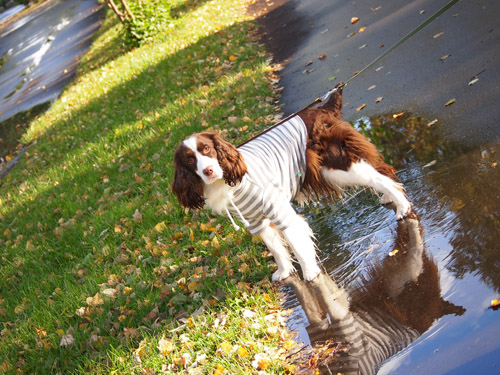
[203,145,210,154]
[187,157,195,165]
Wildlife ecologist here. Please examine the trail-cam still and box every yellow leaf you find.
[213,365,225,375]
[445,98,456,107]
[218,341,233,356]
[237,346,249,358]
[356,103,366,111]
[189,228,194,242]
[211,236,220,249]
[229,55,236,62]
[359,26,366,32]
[389,249,399,257]
[393,112,404,119]
[158,336,175,356]
[155,221,167,232]
[351,16,360,24]
[283,340,296,351]
[187,281,200,292]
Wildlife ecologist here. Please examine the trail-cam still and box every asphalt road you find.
[251,0,500,147]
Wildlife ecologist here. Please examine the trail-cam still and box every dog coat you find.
[226,116,307,235]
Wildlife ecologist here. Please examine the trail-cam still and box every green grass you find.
[0,1,297,373]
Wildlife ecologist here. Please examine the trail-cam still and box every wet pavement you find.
[0,0,104,160]
[250,0,500,373]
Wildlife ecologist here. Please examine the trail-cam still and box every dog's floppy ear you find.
[172,148,205,209]
[206,133,247,186]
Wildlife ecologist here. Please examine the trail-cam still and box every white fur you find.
[320,160,411,219]
[183,137,224,185]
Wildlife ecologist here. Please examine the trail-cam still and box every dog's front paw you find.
[272,267,294,282]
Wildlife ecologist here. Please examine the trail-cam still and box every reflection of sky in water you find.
[284,114,500,374]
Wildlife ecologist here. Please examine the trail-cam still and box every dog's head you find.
[172,132,247,208]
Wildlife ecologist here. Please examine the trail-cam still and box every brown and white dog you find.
[172,85,411,282]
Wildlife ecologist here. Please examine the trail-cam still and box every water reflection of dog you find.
[284,214,465,375]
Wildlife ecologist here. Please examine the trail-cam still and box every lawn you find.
[0,0,298,373]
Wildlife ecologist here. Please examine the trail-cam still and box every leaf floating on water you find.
[423,160,437,168]
[347,32,356,38]
[328,76,337,81]
[433,32,444,39]
[351,17,360,24]
[375,97,383,103]
[393,112,404,119]
[359,44,367,49]
[305,60,313,67]
[356,103,366,111]
[445,98,456,107]
[367,85,376,91]
[318,53,327,60]
[359,27,366,33]
[440,54,451,61]
[468,77,479,86]
[490,299,500,310]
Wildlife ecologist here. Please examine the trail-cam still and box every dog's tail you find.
[317,82,345,118]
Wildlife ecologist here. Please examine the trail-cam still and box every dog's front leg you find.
[260,225,295,282]
[282,216,322,281]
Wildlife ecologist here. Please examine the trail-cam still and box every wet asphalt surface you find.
[251,0,500,147]
[0,0,104,158]
[250,0,500,374]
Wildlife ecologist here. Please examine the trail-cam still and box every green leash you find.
[238,0,462,147]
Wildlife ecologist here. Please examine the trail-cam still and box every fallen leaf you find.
[305,60,313,66]
[133,209,142,223]
[317,54,327,60]
[213,365,225,375]
[375,97,383,103]
[427,119,438,127]
[367,85,376,91]
[351,17,360,24]
[359,27,366,32]
[440,54,451,61]
[445,98,456,107]
[356,103,366,111]
[393,112,404,119]
[389,249,399,257]
[468,77,479,86]
[433,32,444,38]
[155,221,167,232]
[228,116,238,123]
[217,341,233,356]
[60,334,75,347]
[237,346,250,358]
[347,32,356,37]
[158,336,175,356]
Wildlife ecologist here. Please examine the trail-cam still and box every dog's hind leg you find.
[260,224,295,282]
[321,160,411,219]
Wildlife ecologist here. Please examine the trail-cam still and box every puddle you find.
[283,113,500,374]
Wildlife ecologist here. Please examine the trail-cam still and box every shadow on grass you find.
[0,18,276,372]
